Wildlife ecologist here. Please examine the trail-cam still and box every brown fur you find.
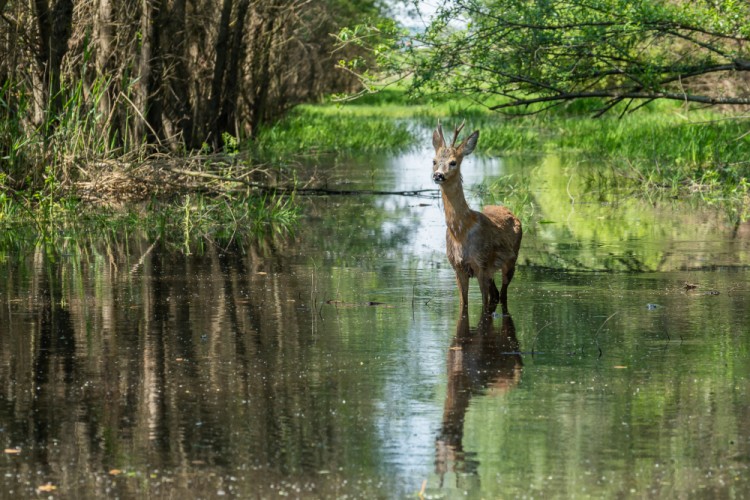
[432,121,522,311]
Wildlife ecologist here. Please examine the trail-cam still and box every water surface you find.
[1,146,749,498]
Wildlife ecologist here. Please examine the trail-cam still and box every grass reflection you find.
[477,155,750,272]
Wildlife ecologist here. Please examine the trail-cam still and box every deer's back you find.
[482,205,522,255]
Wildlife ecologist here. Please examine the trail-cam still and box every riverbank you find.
[2,89,748,252]
[261,90,749,221]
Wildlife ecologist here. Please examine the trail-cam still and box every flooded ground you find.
[1,143,749,498]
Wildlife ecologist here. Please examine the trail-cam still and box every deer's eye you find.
[432,159,437,166]
[449,160,457,167]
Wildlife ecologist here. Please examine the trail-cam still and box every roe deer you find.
[432,121,522,311]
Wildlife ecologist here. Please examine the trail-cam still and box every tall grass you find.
[252,106,415,158]
[1,80,37,185]
[556,113,750,180]
[1,67,139,191]
[1,69,300,250]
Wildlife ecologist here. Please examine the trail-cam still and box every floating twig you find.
[130,236,161,274]
[531,321,553,357]
[593,311,619,358]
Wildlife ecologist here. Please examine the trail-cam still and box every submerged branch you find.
[72,157,439,205]
[130,236,161,274]
[169,167,439,198]
[266,186,439,197]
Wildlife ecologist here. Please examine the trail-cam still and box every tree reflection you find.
[0,238,388,496]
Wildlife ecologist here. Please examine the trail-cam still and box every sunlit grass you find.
[253,106,415,157]
[254,89,750,219]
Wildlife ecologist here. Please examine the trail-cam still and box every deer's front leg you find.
[489,278,501,307]
[454,269,469,311]
[488,278,500,311]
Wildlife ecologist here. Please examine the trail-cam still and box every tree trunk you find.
[165,0,194,148]
[216,0,250,139]
[146,0,167,144]
[134,0,152,143]
[31,0,52,122]
[95,0,116,147]
[208,0,234,146]
[135,0,165,145]
[248,13,276,137]
[31,0,73,128]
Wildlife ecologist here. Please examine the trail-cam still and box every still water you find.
[1,145,749,498]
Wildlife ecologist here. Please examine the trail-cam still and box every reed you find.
[1,65,300,246]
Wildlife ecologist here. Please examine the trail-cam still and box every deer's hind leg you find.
[489,278,500,305]
[478,272,500,313]
[499,258,517,303]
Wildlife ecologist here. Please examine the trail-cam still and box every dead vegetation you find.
[70,153,300,206]
[0,0,387,191]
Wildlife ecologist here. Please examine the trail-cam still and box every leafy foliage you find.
[355,0,750,113]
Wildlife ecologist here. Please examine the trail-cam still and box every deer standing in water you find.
[432,121,522,311]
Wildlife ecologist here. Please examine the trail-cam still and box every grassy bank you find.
[3,85,749,251]
[255,90,749,214]
[481,104,749,222]
[253,106,415,158]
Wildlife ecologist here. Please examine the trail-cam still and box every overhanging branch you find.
[489,90,750,111]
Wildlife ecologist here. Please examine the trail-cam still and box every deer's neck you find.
[440,181,476,239]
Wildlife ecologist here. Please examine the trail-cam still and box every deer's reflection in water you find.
[436,310,523,487]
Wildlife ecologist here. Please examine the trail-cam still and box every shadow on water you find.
[1,146,750,498]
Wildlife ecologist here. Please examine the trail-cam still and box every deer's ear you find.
[458,130,479,156]
[433,122,445,152]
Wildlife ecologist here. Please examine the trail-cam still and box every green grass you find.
[271,87,750,218]
[546,110,750,209]
[252,106,415,158]
[145,193,299,254]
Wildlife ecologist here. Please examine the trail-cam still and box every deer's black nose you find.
[433,172,445,183]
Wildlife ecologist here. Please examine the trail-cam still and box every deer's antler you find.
[451,120,466,147]
[437,119,446,144]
